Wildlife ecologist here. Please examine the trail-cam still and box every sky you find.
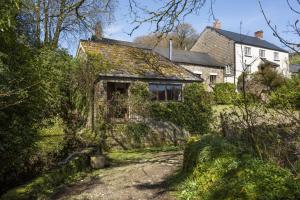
[63,0,299,56]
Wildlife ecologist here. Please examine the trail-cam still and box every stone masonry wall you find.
[191,28,235,73]
[181,64,224,91]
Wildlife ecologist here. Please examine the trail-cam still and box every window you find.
[194,71,202,78]
[225,65,231,74]
[149,84,182,101]
[245,64,251,73]
[209,75,217,84]
[244,46,251,56]
[274,52,279,61]
[259,49,266,58]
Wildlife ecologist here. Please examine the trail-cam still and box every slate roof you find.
[208,27,288,53]
[78,39,202,82]
[153,48,223,67]
[290,64,300,73]
[81,38,222,67]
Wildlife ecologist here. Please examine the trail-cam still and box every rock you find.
[90,155,106,169]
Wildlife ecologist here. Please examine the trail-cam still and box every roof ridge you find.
[206,26,288,53]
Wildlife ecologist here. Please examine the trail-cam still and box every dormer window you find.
[259,49,266,58]
[274,52,279,61]
[244,47,251,57]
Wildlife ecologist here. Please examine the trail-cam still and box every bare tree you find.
[173,23,198,49]
[128,0,214,36]
[258,0,299,53]
[134,23,198,50]
[21,0,115,47]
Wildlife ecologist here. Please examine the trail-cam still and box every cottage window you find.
[209,75,217,84]
[274,52,279,61]
[225,65,231,74]
[244,47,251,56]
[194,71,202,78]
[149,84,182,101]
[245,64,251,73]
[259,49,266,58]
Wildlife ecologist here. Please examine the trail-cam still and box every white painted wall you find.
[225,43,289,84]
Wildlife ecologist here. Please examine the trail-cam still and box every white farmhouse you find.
[191,20,290,85]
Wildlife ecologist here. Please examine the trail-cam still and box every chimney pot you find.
[255,30,263,39]
[213,20,221,29]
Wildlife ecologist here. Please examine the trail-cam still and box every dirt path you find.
[52,151,183,200]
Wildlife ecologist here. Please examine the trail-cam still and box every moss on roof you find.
[79,40,201,81]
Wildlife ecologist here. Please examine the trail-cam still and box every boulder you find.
[90,155,107,169]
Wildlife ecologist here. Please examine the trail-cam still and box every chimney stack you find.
[255,30,263,39]
[169,39,173,61]
[94,22,103,40]
[213,19,221,29]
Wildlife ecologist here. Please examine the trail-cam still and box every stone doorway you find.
[107,82,130,119]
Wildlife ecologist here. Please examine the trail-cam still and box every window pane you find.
[210,75,217,84]
[174,85,182,101]
[245,47,251,56]
[149,84,158,100]
[158,85,166,101]
[260,50,265,58]
[166,85,174,100]
[149,84,182,101]
[274,52,279,60]
[226,65,231,74]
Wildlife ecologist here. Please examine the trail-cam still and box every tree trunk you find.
[35,0,41,46]
[52,0,66,47]
[43,0,49,44]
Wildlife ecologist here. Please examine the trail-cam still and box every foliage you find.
[1,155,90,200]
[150,83,212,134]
[0,17,77,192]
[269,74,300,110]
[290,54,300,64]
[213,83,236,104]
[128,82,151,119]
[237,64,285,99]
[0,0,19,32]
[176,135,300,200]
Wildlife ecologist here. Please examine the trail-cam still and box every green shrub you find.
[1,155,90,200]
[213,83,236,104]
[150,83,212,134]
[269,74,300,109]
[178,135,300,200]
[183,83,212,133]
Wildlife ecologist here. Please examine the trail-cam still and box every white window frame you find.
[274,52,279,61]
[244,46,251,56]
[259,49,266,58]
[209,74,217,84]
[245,64,251,74]
[225,65,231,74]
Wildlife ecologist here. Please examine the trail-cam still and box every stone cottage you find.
[76,38,202,121]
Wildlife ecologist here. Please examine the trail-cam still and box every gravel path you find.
[52,151,183,200]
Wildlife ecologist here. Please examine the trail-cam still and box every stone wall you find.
[104,120,190,150]
[191,28,235,77]
[180,64,224,91]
